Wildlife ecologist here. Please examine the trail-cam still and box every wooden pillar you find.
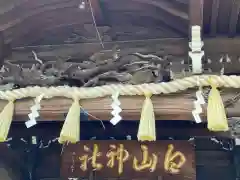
[189,0,204,35]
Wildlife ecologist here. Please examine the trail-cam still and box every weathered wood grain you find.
[229,0,240,36]
[217,0,232,34]
[9,38,188,62]
[210,0,220,35]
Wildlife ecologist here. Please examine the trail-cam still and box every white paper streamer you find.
[110,91,122,125]
[25,94,44,128]
[192,90,205,123]
[189,25,204,74]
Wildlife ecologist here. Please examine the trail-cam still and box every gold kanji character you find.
[106,144,129,174]
[79,144,103,171]
[133,145,158,172]
[164,144,186,174]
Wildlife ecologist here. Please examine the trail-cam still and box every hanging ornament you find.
[110,91,122,125]
[25,94,44,128]
[0,100,15,142]
[137,92,156,141]
[192,90,205,123]
[192,78,205,123]
[189,26,204,74]
[59,98,80,144]
[207,78,229,132]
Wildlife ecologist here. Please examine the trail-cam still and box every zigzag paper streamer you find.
[192,90,205,123]
[110,91,122,125]
[25,94,44,128]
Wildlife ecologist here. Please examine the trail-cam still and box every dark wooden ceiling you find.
[0,0,239,48]
[203,0,240,36]
[1,0,185,47]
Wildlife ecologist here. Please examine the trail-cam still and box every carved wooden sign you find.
[61,140,196,180]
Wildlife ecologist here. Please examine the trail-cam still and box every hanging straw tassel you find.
[137,92,156,141]
[207,78,229,132]
[0,100,15,142]
[59,98,80,144]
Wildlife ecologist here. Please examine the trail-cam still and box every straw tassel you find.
[207,79,229,132]
[137,92,156,141]
[59,98,80,144]
[0,100,15,142]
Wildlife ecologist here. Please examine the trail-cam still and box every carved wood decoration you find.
[0,38,239,88]
[1,39,183,87]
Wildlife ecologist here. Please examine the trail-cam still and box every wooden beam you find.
[210,0,220,36]
[189,0,203,27]
[9,37,240,60]
[10,38,188,62]
[217,0,233,34]
[0,89,239,122]
[229,0,240,36]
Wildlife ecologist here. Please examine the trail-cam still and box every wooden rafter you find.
[218,0,233,34]
[210,0,220,36]
[132,0,188,20]
[189,0,203,27]
[130,0,188,35]
[229,0,240,36]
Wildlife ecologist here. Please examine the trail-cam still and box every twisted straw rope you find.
[1,75,240,101]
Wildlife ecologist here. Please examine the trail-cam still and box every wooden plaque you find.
[61,140,196,180]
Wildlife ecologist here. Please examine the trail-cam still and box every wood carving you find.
[0,50,172,87]
[4,42,240,88]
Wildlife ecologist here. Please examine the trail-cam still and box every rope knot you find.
[208,77,218,88]
[144,91,152,98]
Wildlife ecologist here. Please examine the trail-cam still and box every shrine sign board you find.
[61,140,196,180]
